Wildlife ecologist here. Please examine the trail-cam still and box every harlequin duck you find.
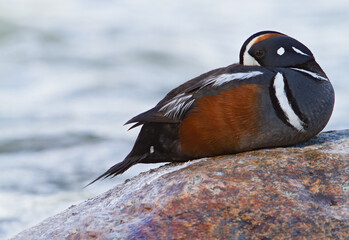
[89,30,334,184]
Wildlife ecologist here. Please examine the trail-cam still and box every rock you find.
[12,130,349,240]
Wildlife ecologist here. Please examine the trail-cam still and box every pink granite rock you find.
[12,130,349,239]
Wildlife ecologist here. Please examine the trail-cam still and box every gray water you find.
[0,0,348,239]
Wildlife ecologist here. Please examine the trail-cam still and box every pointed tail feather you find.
[85,154,147,187]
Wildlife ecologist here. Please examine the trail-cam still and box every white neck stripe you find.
[273,72,305,131]
[291,68,329,81]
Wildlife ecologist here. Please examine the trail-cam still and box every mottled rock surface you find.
[12,130,349,240]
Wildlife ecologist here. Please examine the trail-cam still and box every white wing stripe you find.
[159,71,264,119]
[205,71,264,87]
[159,94,194,119]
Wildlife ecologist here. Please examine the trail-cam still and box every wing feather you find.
[125,64,269,128]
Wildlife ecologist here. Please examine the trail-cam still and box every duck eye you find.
[254,49,265,59]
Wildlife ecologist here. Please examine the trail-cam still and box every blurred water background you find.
[0,0,348,238]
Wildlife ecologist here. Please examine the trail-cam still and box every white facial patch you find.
[273,72,305,131]
[292,46,310,56]
[277,47,285,56]
[242,35,262,66]
[150,146,154,154]
[243,52,261,66]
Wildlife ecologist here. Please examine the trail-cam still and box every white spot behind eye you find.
[292,46,310,56]
[277,47,285,56]
[150,146,154,154]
